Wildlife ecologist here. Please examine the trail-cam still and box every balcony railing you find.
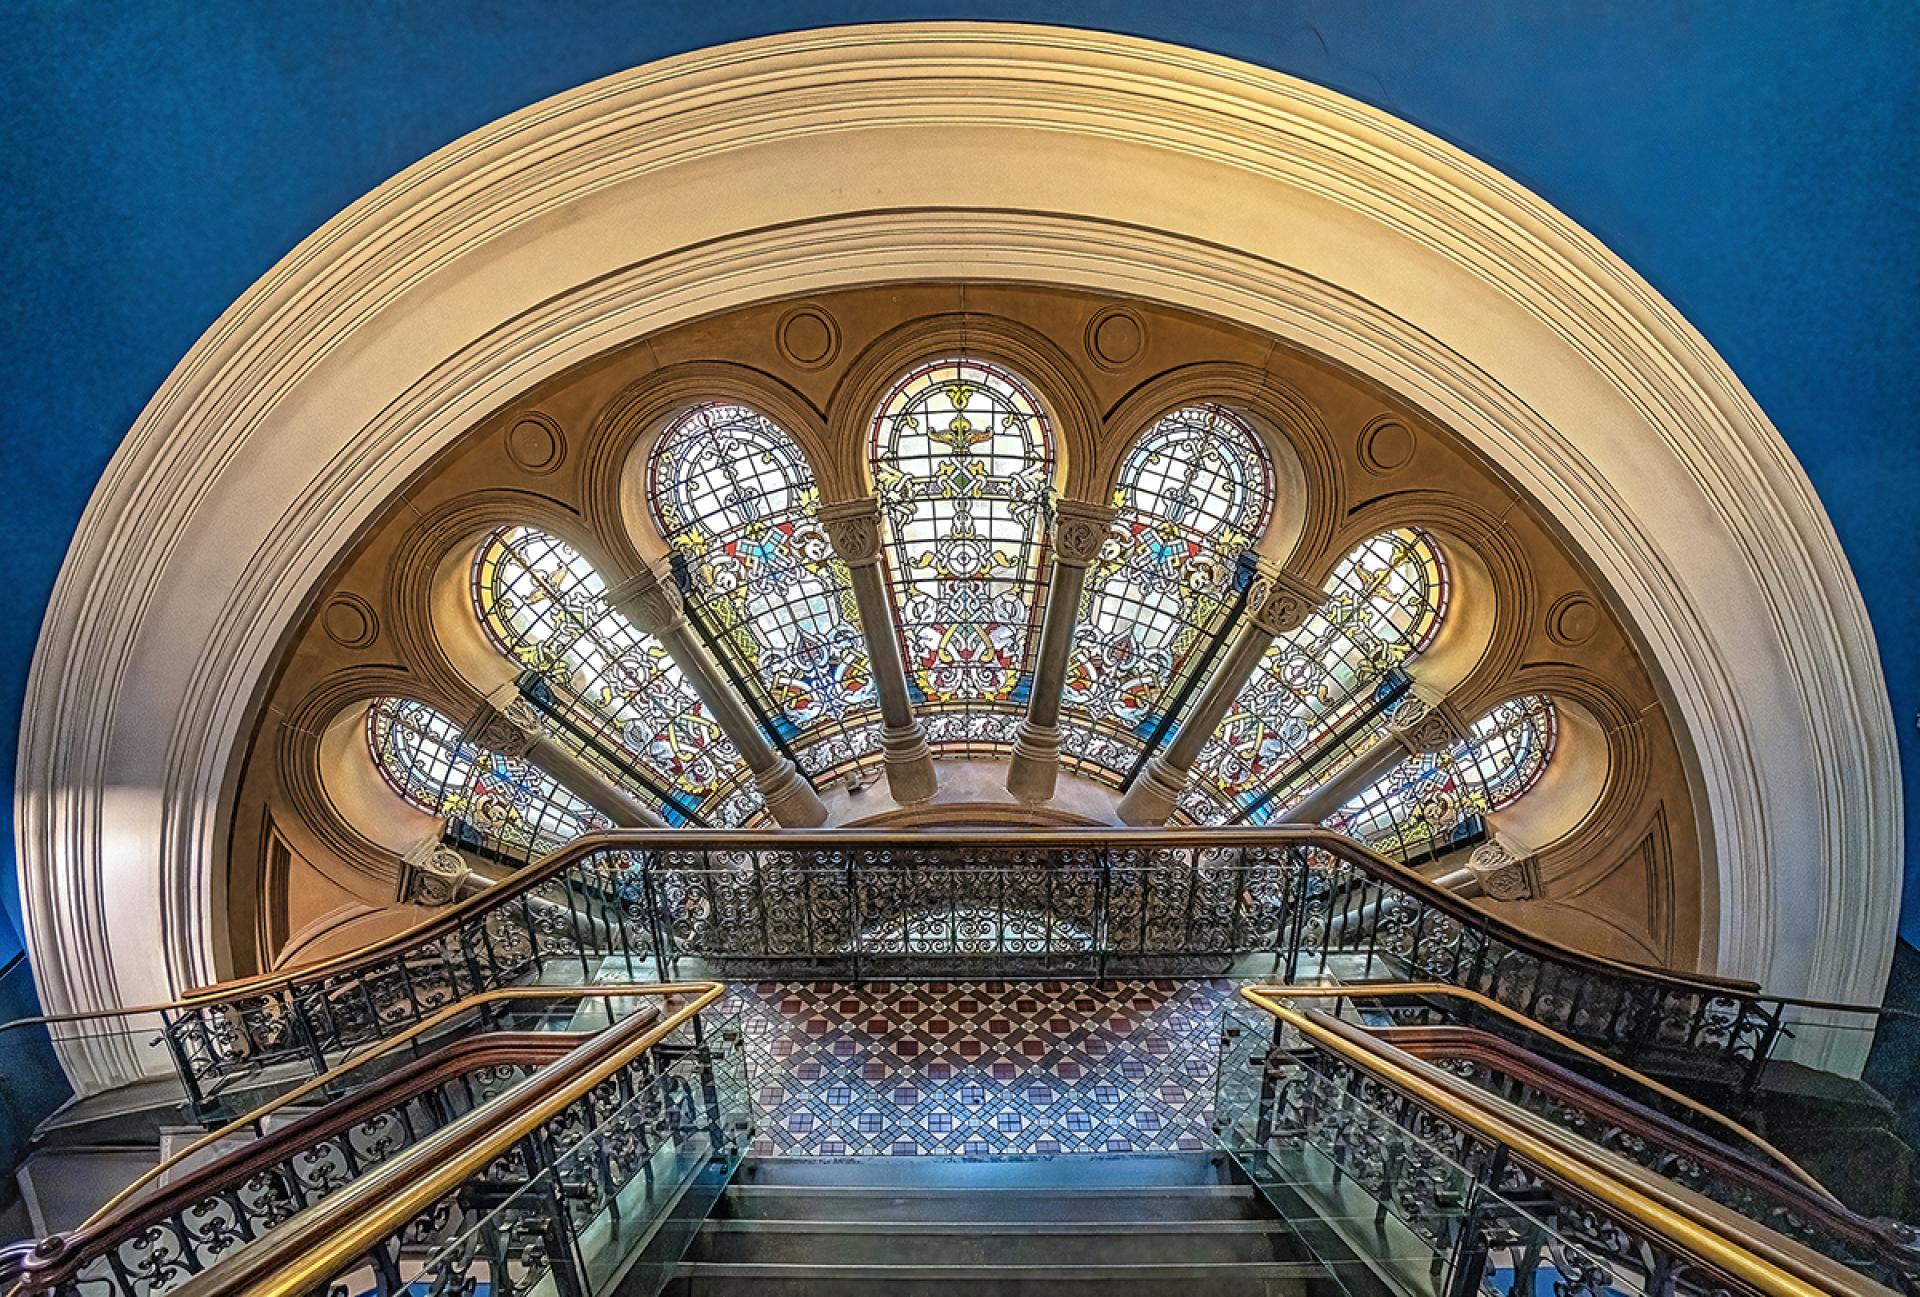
[116,829,1876,1115]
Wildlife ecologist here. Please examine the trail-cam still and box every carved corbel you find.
[397,836,474,907]
[1466,837,1540,902]
[603,561,686,637]
[1049,498,1119,569]
[817,498,887,569]
[1387,690,1471,757]
[1245,568,1325,637]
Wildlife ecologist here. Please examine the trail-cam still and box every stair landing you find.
[725,979,1233,1158]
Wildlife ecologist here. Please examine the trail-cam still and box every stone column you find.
[467,685,665,828]
[1116,568,1324,826]
[605,560,829,827]
[1007,499,1118,802]
[818,499,937,803]
[1280,687,1470,824]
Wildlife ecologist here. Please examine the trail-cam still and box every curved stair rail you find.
[8,829,1879,1112]
[0,987,672,1297]
[1382,1022,1920,1294]
[164,980,737,1297]
[1225,985,1889,1297]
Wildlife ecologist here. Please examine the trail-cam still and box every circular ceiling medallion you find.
[1084,305,1146,370]
[504,413,565,475]
[776,304,841,369]
[1546,592,1601,646]
[1358,416,1418,475]
[320,592,379,649]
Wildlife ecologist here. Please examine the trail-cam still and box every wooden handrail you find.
[1256,982,1825,1191]
[3,1034,580,1294]
[167,980,726,1296]
[1382,1023,1917,1271]
[1239,986,1889,1297]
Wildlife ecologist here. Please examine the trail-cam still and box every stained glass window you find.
[1326,694,1557,860]
[365,696,609,857]
[648,403,880,782]
[1059,405,1273,785]
[471,525,758,824]
[871,357,1054,751]
[1183,528,1448,824]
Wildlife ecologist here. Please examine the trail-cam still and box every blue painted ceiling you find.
[3,1,1916,964]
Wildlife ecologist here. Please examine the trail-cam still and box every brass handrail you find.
[166,980,726,1296]
[83,986,664,1224]
[1239,986,1885,1297]
[1271,982,1831,1196]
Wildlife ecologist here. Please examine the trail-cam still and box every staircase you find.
[666,1154,1357,1296]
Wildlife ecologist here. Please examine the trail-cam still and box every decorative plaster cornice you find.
[17,23,1896,1089]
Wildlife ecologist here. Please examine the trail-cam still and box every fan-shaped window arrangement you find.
[472,525,759,825]
[1180,528,1448,825]
[870,357,1055,752]
[1059,404,1273,785]
[1326,693,1557,861]
[365,696,609,856]
[648,403,880,782]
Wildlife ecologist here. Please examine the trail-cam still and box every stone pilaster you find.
[1281,684,1469,824]
[467,684,664,828]
[1007,499,1118,802]
[606,560,828,826]
[819,498,937,803]
[1115,567,1323,825]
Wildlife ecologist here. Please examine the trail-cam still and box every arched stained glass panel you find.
[648,403,880,782]
[472,525,758,824]
[1326,694,1557,860]
[870,357,1054,751]
[1182,528,1448,824]
[365,696,608,856]
[1059,404,1272,784]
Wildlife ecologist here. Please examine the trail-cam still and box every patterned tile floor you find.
[725,979,1235,1158]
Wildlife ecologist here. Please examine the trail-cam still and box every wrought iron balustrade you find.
[144,828,1873,1114]
[162,982,740,1297]
[1382,1022,1920,1294]
[1217,987,1885,1297]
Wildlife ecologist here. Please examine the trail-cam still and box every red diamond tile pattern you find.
[725,979,1233,1158]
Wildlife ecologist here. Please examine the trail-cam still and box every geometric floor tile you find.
[723,979,1235,1158]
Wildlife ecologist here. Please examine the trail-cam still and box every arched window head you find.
[1184,528,1448,823]
[365,697,608,856]
[1327,694,1558,860]
[1061,404,1274,784]
[648,403,879,780]
[471,525,757,824]
[870,357,1055,749]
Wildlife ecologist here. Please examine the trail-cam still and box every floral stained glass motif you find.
[1059,404,1273,784]
[649,403,880,782]
[472,525,756,823]
[1184,528,1448,824]
[1327,693,1557,859]
[365,696,609,857]
[871,358,1055,740]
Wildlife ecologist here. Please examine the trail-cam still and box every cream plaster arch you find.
[17,23,1898,1091]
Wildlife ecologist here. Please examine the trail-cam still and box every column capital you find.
[604,560,686,637]
[1465,836,1540,901]
[1050,499,1119,568]
[818,497,888,568]
[465,687,542,759]
[1387,688,1470,756]
[398,836,473,907]
[1245,567,1324,636]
